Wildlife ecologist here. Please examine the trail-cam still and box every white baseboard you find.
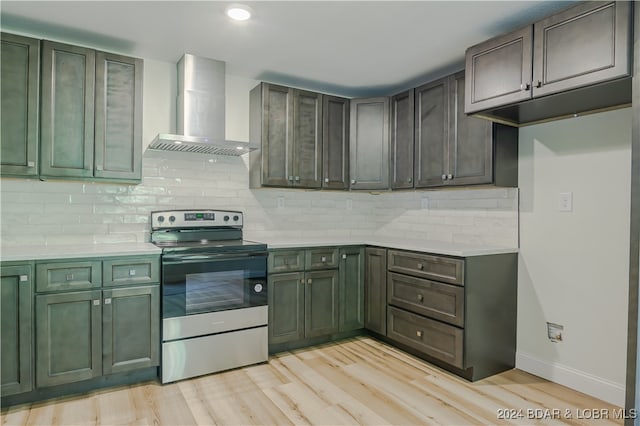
[516,351,625,407]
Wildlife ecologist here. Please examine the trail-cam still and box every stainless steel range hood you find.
[148,54,258,156]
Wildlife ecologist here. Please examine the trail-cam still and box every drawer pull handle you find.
[129,269,136,276]
[417,294,424,302]
[93,299,101,306]
[104,298,112,305]
[19,275,28,282]
[417,263,424,270]
[321,256,327,263]
[66,274,74,281]
[416,330,423,338]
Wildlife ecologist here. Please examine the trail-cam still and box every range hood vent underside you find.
[148,134,258,156]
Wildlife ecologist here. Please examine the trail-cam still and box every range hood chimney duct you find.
[147,54,258,156]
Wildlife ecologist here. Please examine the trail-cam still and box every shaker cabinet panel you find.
[390,90,415,189]
[339,247,365,332]
[349,97,389,190]
[40,41,95,178]
[1,264,33,396]
[304,269,339,338]
[532,1,632,98]
[36,290,103,387]
[293,90,322,188]
[94,52,143,180]
[268,272,305,344]
[260,84,293,187]
[0,33,39,177]
[364,247,387,335]
[414,78,448,187]
[322,95,350,189]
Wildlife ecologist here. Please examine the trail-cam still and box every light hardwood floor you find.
[1,337,623,425]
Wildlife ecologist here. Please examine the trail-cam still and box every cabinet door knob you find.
[520,83,531,91]
[300,279,305,284]
[536,81,542,88]
[351,179,356,185]
[447,174,453,180]
[104,298,112,305]
[324,178,329,183]
[27,161,35,168]
[19,275,28,282]
[416,330,423,338]
[295,176,301,182]
[407,177,412,183]
[288,176,294,182]
[417,263,424,270]
[321,256,327,263]
[66,274,74,281]
[441,174,447,180]
[96,165,103,171]
[307,278,312,284]
[93,299,101,306]
[342,254,347,260]
[129,269,136,277]
[417,294,424,302]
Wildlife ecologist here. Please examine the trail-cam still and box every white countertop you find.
[263,237,518,257]
[0,243,161,262]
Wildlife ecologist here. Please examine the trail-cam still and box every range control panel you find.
[151,210,243,229]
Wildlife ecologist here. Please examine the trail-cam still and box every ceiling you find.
[1,1,574,97]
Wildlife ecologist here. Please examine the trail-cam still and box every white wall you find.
[517,108,632,407]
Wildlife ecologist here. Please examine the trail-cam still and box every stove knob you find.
[169,215,176,223]
[157,215,165,223]
[233,215,240,221]
[224,215,230,221]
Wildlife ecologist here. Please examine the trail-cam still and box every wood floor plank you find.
[1,337,622,426]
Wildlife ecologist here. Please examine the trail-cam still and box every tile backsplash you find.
[0,150,518,247]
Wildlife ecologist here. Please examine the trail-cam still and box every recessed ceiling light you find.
[226,5,252,21]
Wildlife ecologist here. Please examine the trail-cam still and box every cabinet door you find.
[532,1,631,98]
[448,72,493,186]
[40,41,95,178]
[339,247,364,332]
[0,33,39,177]
[364,247,387,335]
[260,83,294,187]
[349,97,389,190]
[390,90,415,189]
[1,264,33,396]
[465,26,533,114]
[103,285,159,374]
[268,272,304,344]
[414,78,448,188]
[304,270,339,338]
[322,95,349,189]
[36,290,102,387]
[94,52,143,181]
[292,89,322,188]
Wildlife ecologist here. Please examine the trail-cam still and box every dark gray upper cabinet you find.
[249,83,322,189]
[349,97,390,190]
[322,95,350,189]
[390,90,415,189]
[40,41,96,179]
[94,52,143,181]
[416,71,515,188]
[465,1,632,124]
[40,40,143,182]
[0,33,39,177]
[1,263,33,396]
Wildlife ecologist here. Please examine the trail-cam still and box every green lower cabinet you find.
[103,285,159,374]
[1,263,33,396]
[304,269,340,338]
[268,272,305,344]
[339,247,365,332]
[36,290,102,387]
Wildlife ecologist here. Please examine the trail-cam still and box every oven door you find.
[161,251,267,319]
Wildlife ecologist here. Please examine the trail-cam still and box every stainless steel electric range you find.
[150,209,268,383]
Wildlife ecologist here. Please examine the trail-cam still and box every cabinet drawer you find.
[268,250,305,273]
[387,306,463,369]
[388,272,464,327]
[388,250,464,285]
[305,247,339,270]
[36,261,102,292]
[103,256,160,287]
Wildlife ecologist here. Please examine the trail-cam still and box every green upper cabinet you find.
[249,83,322,189]
[94,52,143,180]
[390,90,415,190]
[322,95,350,190]
[0,33,40,177]
[39,40,143,182]
[1,263,33,396]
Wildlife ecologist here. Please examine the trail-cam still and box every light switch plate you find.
[558,192,572,212]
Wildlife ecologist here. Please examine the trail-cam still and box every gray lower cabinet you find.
[249,83,322,188]
[34,256,160,388]
[364,247,387,335]
[349,97,390,190]
[385,249,517,381]
[40,40,143,182]
[465,1,632,124]
[268,246,364,348]
[0,33,39,177]
[390,90,414,189]
[1,263,33,396]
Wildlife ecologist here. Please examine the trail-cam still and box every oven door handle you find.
[162,251,268,263]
